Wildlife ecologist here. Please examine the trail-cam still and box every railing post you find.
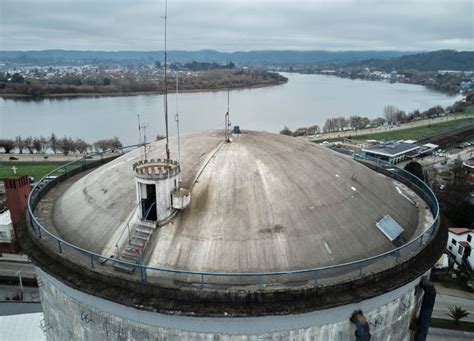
[200,274,204,289]
[38,224,42,238]
[57,240,62,253]
[90,254,95,268]
[258,274,263,289]
[140,266,146,282]
[312,270,318,285]
[419,234,424,246]
[359,261,363,277]
[396,250,400,263]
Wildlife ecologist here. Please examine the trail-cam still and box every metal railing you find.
[27,148,440,290]
[115,202,140,257]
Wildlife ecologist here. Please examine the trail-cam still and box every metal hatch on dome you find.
[376,215,404,242]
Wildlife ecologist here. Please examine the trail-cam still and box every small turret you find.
[133,158,190,224]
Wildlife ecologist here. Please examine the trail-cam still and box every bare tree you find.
[371,117,386,127]
[57,136,75,155]
[110,136,123,152]
[75,138,90,154]
[15,136,27,154]
[384,105,399,126]
[24,136,35,154]
[308,125,320,135]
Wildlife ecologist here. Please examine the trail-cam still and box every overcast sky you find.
[0,0,473,52]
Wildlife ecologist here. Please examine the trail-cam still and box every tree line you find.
[279,93,473,136]
[0,134,122,155]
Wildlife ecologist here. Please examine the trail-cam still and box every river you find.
[0,73,463,146]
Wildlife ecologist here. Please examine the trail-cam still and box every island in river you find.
[0,68,288,98]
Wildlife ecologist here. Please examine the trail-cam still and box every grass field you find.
[0,161,72,181]
[352,117,474,141]
[464,105,474,115]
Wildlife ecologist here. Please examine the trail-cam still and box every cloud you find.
[0,0,472,51]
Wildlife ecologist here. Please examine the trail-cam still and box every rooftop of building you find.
[44,130,431,274]
[362,141,420,157]
[448,227,473,235]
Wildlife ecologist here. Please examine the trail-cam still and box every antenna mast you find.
[163,0,170,160]
[142,123,149,160]
[175,75,181,184]
[137,114,143,161]
[225,91,230,142]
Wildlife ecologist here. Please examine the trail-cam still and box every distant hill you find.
[347,50,474,71]
[0,49,413,66]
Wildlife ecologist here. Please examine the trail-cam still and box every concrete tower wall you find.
[36,267,425,341]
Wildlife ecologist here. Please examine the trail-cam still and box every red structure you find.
[4,175,31,225]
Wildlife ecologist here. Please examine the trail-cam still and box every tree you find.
[33,137,43,153]
[308,125,320,135]
[350,116,362,130]
[94,137,122,152]
[57,136,75,155]
[404,161,424,180]
[447,306,470,326]
[339,117,349,131]
[279,126,293,136]
[0,139,15,153]
[11,73,25,84]
[437,158,473,226]
[110,136,123,152]
[75,138,90,154]
[384,105,399,126]
[361,117,370,128]
[423,166,438,189]
[15,136,26,154]
[50,133,58,153]
[24,136,35,154]
[94,139,109,152]
[371,117,386,127]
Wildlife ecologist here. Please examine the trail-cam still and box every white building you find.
[447,227,473,271]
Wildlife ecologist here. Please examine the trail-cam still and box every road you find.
[428,328,474,340]
[0,284,40,303]
[0,261,36,279]
[0,151,121,163]
[433,293,474,322]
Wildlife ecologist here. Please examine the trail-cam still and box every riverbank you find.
[0,79,288,99]
[0,69,288,99]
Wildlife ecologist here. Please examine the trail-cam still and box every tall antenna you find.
[225,90,231,142]
[163,0,170,160]
[142,123,149,160]
[175,75,181,184]
[137,114,143,161]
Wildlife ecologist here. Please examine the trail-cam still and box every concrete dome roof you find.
[53,131,422,273]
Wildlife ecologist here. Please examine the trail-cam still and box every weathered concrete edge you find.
[18,206,447,317]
